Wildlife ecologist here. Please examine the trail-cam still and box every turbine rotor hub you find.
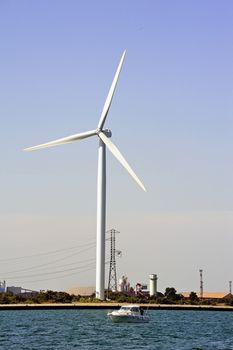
[97,128,112,138]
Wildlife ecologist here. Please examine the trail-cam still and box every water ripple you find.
[0,309,232,349]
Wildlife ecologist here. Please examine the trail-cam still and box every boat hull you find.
[108,314,149,323]
[107,304,149,323]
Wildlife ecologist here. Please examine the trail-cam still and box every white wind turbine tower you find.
[24,51,146,300]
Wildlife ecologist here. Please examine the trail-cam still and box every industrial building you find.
[0,281,38,297]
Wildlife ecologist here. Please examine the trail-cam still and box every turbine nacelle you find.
[97,128,112,138]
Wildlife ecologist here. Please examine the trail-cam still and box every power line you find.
[12,265,96,284]
[1,244,96,276]
[0,239,95,263]
[1,237,113,287]
[14,260,110,285]
[6,261,96,280]
[2,257,96,277]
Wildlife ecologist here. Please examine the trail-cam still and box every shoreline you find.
[0,303,233,311]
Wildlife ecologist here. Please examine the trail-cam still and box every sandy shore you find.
[0,303,233,311]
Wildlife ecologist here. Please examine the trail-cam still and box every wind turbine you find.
[24,51,146,300]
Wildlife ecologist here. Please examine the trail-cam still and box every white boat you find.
[107,304,149,323]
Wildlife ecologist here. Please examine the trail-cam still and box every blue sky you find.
[0,0,232,293]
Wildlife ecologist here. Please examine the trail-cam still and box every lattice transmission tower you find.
[199,269,203,299]
[107,229,121,293]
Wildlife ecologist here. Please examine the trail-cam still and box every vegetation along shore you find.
[1,288,233,311]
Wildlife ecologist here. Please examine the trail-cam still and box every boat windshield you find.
[121,307,131,311]
[121,306,139,312]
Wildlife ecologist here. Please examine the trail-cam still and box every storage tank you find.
[149,274,158,297]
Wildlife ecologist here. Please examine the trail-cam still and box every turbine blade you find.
[97,50,126,130]
[98,132,146,192]
[24,129,97,151]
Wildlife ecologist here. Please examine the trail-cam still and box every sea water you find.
[0,309,233,349]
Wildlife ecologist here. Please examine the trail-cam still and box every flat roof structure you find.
[65,287,95,297]
[182,292,232,299]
